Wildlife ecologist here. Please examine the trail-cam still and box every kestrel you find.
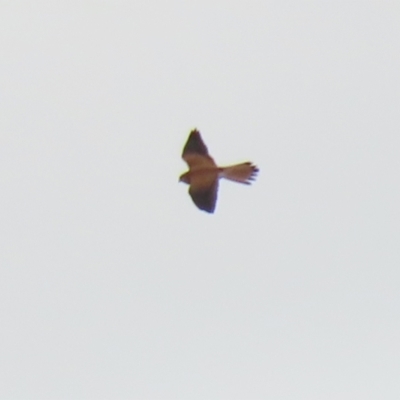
[179,129,259,213]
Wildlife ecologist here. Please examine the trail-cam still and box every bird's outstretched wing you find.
[182,129,216,169]
[189,176,219,213]
[181,129,220,212]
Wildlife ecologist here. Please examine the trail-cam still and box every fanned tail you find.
[220,162,259,185]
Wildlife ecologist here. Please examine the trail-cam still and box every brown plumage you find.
[179,129,259,213]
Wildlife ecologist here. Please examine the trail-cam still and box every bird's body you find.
[179,129,259,213]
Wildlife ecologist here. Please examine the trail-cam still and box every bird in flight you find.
[179,129,259,213]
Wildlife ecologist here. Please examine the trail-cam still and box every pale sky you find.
[1,2,400,399]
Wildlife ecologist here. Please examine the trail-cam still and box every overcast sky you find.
[1,2,400,399]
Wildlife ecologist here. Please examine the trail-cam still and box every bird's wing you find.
[188,170,219,213]
[182,129,217,169]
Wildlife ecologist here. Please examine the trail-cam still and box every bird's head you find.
[179,172,190,184]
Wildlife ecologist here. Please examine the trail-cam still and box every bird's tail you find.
[220,162,259,185]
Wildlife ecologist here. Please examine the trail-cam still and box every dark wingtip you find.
[182,129,208,157]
